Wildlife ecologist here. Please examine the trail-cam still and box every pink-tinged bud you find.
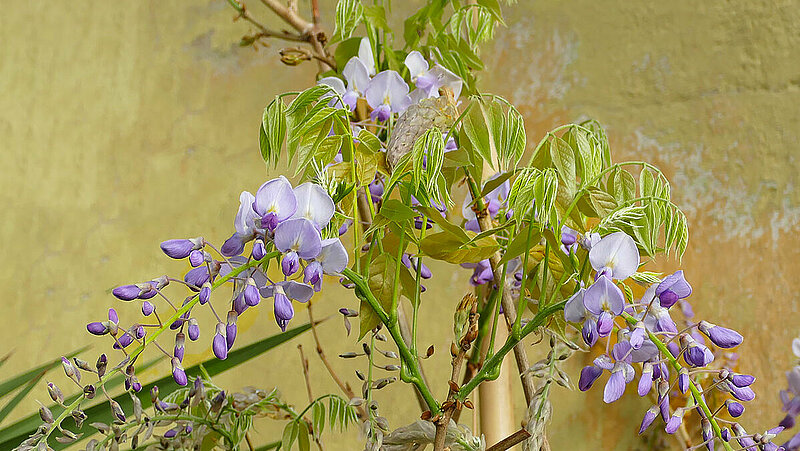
[199,282,211,305]
[171,358,188,386]
[213,323,227,360]
[244,278,260,306]
[189,250,205,267]
[665,408,685,434]
[698,320,743,348]
[226,311,238,350]
[112,285,140,301]
[726,400,745,417]
[174,332,185,362]
[252,239,266,260]
[160,238,202,259]
[639,405,659,435]
[188,318,200,341]
[87,322,109,336]
[141,301,155,316]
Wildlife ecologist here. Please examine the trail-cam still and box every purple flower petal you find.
[213,323,227,360]
[564,288,586,322]
[112,285,140,301]
[365,70,411,116]
[603,369,626,403]
[253,177,297,224]
[583,275,624,316]
[274,218,322,260]
[579,365,603,391]
[582,320,598,347]
[282,251,300,277]
[160,239,198,259]
[273,291,294,331]
[698,320,743,348]
[639,406,658,435]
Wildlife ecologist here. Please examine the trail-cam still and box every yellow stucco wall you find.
[1,1,799,449]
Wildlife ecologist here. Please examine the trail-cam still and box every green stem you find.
[41,252,280,445]
[341,268,440,414]
[411,219,428,355]
[455,300,566,401]
[620,312,734,451]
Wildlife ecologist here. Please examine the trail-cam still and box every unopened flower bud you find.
[47,382,63,404]
[39,405,54,424]
[226,311,238,350]
[160,238,202,259]
[112,285,140,301]
[109,399,126,422]
[639,405,658,435]
[698,320,743,348]
[243,278,260,306]
[83,384,96,399]
[61,357,75,379]
[86,322,109,336]
[171,358,187,386]
[252,239,266,260]
[73,358,92,372]
[726,399,745,417]
[665,407,685,434]
[213,323,227,360]
[189,249,205,267]
[174,332,185,362]
[187,318,200,341]
[678,368,690,393]
[199,282,211,305]
[281,251,300,277]
[96,354,107,377]
[210,391,226,413]
[141,301,155,316]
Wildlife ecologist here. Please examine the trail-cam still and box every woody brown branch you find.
[432,295,479,451]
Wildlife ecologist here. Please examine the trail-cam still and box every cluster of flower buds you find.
[562,230,772,449]
[79,176,349,395]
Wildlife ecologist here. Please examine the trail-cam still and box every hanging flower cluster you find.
[84,176,347,389]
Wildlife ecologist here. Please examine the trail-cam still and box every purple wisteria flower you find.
[221,191,262,257]
[253,176,297,231]
[319,56,371,111]
[261,281,314,331]
[462,173,510,232]
[365,71,411,122]
[274,218,322,261]
[405,51,463,101]
[655,270,693,308]
[303,238,349,291]
[583,275,624,338]
[589,231,640,280]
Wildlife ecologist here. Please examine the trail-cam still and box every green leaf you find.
[379,199,417,223]
[480,171,514,198]
[334,0,364,42]
[499,225,542,265]
[261,97,287,166]
[587,187,617,218]
[0,325,313,450]
[0,347,87,399]
[0,370,45,424]
[254,441,281,451]
[415,205,469,241]
[419,231,499,264]
[359,254,396,338]
[282,421,299,451]
[297,420,310,451]
[476,0,505,25]
[312,402,325,437]
[549,135,576,198]
[612,168,636,204]
[363,5,389,31]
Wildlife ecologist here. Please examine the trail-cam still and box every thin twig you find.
[485,428,532,451]
[298,344,314,403]
[307,304,367,420]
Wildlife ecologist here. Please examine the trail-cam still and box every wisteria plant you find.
[6,0,786,450]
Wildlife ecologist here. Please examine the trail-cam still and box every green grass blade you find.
[0,322,313,450]
[0,346,89,399]
[0,370,46,425]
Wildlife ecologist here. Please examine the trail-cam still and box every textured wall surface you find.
[1,1,799,449]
